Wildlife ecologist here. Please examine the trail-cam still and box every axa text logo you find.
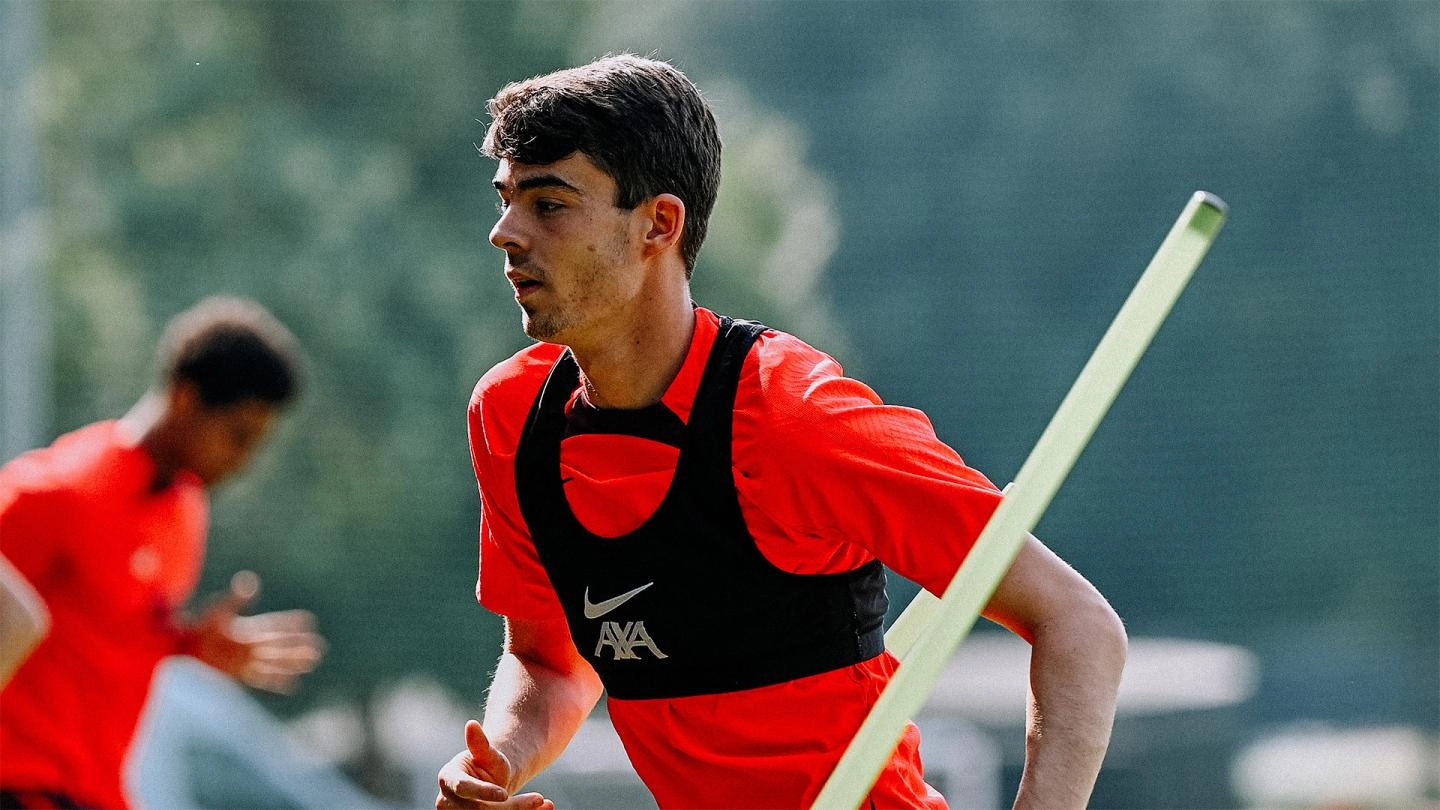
[583,583,667,660]
[594,620,668,660]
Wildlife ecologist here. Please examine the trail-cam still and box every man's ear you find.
[640,193,686,259]
[165,380,204,419]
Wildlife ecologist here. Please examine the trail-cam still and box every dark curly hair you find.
[156,296,300,407]
[481,54,722,278]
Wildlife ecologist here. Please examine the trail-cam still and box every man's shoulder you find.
[468,342,567,420]
[748,324,832,363]
[734,324,894,454]
[744,326,852,405]
[0,421,117,497]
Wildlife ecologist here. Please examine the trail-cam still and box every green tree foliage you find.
[27,0,1439,750]
[618,0,1440,727]
[33,1,850,709]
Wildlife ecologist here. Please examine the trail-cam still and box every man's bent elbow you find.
[1,562,52,646]
[0,582,51,684]
[1086,593,1128,673]
[12,595,52,655]
[1053,587,1127,682]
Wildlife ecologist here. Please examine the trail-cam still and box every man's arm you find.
[180,571,325,694]
[482,615,606,790]
[437,614,604,809]
[981,535,1128,810]
[0,554,50,687]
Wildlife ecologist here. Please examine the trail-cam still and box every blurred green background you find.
[1,1,1435,807]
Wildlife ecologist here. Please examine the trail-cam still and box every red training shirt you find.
[469,308,1003,809]
[0,421,207,810]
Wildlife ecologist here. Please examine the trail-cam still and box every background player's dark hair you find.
[157,296,301,407]
[481,53,721,278]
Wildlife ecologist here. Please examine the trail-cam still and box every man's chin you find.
[521,313,566,343]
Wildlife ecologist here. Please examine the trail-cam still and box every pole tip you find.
[1193,190,1228,215]
[1189,191,1229,235]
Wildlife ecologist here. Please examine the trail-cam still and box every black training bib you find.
[514,316,888,700]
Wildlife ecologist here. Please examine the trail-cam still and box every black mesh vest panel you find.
[513,316,888,700]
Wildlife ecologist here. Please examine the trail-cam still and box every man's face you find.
[489,153,648,345]
[175,393,277,487]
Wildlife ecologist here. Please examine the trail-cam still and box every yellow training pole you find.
[882,587,941,662]
[884,482,1012,660]
[815,191,1227,809]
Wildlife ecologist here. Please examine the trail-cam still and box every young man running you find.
[438,55,1127,810]
[0,296,326,810]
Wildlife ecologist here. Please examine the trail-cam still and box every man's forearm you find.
[1013,600,1127,810]
[0,558,49,686]
[482,650,603,792]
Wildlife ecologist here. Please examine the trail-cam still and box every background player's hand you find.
[185,570,326,693]
[437,720,553,810]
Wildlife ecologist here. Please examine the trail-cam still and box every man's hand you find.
[184,571,325,694]
[437,720,554,809]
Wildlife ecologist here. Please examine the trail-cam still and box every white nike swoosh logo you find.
[582,582,655,620]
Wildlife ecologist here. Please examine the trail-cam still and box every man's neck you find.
[571,299,696,410]
[118,391,181,491]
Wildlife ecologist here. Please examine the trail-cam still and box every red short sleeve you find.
[0,474,71,587]
[475,481,565,622]
[733,332,1004,596]
[469,346,567,622]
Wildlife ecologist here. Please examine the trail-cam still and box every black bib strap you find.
[514,316,889,700]
[565,399,687,447]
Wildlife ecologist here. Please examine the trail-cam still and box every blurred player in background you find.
[437,55,1127,810]
[0,296,326,810]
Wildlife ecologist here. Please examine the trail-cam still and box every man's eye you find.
[536,200,563,214]
[495,199,509,213]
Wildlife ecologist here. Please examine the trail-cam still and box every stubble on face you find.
[518,227,634,344]
[491,153,645,346]
[518,269,580,341]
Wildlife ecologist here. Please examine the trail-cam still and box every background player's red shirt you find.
[0,421,207,810]
[469,308,1004,808]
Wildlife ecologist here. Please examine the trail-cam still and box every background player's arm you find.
[0,553,50,687]
[179,571,326,694]
[438,614,603,808]
[981,534,1128,810]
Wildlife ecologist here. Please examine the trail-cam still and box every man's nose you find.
[490,210,524,252]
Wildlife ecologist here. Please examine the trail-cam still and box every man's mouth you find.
[507,269,544,299]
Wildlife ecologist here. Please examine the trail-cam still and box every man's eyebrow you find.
[491,174,582,194]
